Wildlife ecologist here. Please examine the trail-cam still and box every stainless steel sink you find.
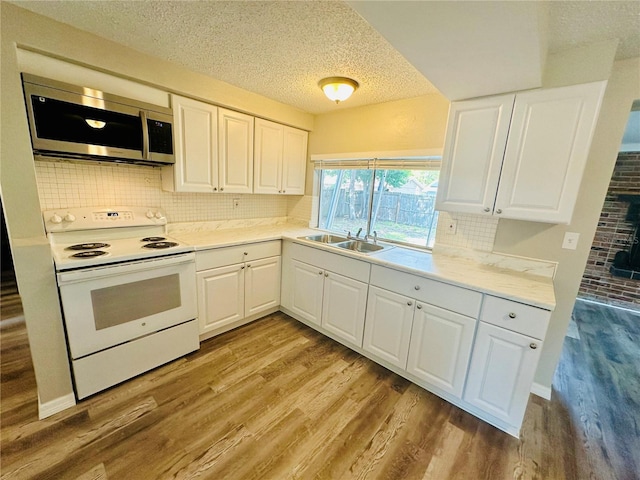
[333,240,385,254]
[302,234,350,244]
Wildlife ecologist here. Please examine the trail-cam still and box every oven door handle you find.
[57,252,195,284]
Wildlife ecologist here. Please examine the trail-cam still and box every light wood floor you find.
[1,276,638,479]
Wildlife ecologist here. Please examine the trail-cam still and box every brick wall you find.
[579,152,640,308]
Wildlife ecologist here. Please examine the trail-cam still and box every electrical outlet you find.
[233,198,240,209]
[447,220,457,235]
[562,232,580,250]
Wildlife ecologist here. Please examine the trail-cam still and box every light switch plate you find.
[562,232,580,250]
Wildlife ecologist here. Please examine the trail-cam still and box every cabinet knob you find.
[282,190,286,193]
[213,187,217,191]
[496,208,502,214]
[247,264,251,268]
[241,265,245,269]
[319,271,323,275]
[508,312,517,319]
[407,301,412,306]
[530,343,538,350]
[220,188,224,191]
[244,252,248,256]
[278,190,282,193]
[484,207,491,212]
[324,273,329,277]
[416,304,422,310]
[414,285,420,290]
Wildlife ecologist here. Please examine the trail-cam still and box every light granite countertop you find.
[169,221,556,311]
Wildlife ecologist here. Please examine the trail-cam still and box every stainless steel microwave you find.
[22,74,174,166]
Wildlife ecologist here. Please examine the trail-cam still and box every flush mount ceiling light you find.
[318,77,359,104]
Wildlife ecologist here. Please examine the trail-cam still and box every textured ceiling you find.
[9,0,640,115]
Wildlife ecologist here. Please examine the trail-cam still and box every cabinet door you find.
[407,303,476,398]
[166,94,218,193]
[436,94,514,215]
[254,118,283,194]
[196,264,245,335]
[218,108,254,194]
[495,81,606,224]
[289,259,324,326]
[363,286,415,369]
[245,256,281,317]
[281,126,308,195]
[321,271,368,348]
[463,322,542,427]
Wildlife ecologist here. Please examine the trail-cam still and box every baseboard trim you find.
[38,392,76,419]
[531,382,551,400]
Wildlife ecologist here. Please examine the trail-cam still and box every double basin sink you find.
[301,234,391,254]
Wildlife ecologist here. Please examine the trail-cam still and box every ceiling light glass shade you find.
[85,119,106,129]
[318,77,359,104]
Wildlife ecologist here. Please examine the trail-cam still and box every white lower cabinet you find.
[197,264,245,334]
[321,271,368,348]
[196,241,281,339]
[244,256,281,317]
[406,303,476,397]
[282,242,370,349]
[463,321,542,427]
[363,286,415,369]
[288,259,324,326]
[281,241,552,437]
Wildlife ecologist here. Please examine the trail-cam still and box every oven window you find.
[91,274,181,330]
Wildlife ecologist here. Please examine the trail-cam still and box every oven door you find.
[57,253,196,359]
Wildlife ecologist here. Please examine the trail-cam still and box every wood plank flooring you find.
[1,279,639,479]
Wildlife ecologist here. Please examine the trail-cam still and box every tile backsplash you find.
[35,160,500,252]
[35,161,288,222]
[435,211,499,252]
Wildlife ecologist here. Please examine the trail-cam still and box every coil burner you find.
[142,241,178,249]
[71,250,108,258]
[67,243,110,250]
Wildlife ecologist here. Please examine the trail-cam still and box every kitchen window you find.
[315,156,441,249]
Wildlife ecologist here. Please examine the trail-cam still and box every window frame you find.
[312,151,442,251]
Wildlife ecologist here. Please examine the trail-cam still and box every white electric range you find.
[43,206,199,399]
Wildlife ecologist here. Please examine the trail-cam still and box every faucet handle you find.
[373,231,378,244]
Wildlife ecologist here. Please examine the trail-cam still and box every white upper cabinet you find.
[218,108,254,194]
[254,118,308,195]
[436,94,515,216]
[436,81,606,224]
[163,94,219,193]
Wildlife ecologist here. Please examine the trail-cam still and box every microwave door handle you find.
[140,110,150,160]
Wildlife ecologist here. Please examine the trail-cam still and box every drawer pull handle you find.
[416,304,422,310]
[407,301,412,306]
[508,312,517,319]
[530,343,538,350]
[414,285,420,291]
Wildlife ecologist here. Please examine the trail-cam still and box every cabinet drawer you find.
[370,266,482,318]
[480,295,550,340]
[196,240,281,271]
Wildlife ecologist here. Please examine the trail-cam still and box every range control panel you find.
[43,206,167,232]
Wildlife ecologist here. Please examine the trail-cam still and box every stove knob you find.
[146,210,155,219]
[50,213,62,224]
[155,212,164,219]
[64,213,76,223]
